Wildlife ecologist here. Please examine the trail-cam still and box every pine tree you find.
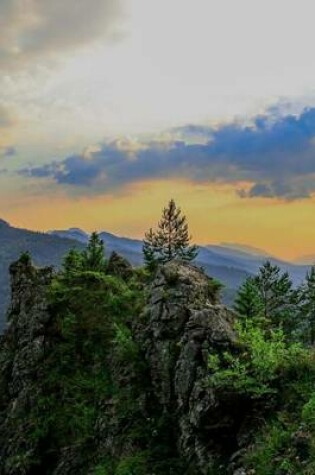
[62,248,83,277]
[82,232,106,272]
[299,266,315,344]
[143,199,198,269]
[143,228,158,272]
[234,277,264,322]
[254,261,296,333]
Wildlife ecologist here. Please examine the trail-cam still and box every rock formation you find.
[141,260,239,473]
[0,256,251,474]
[0,256,53,474]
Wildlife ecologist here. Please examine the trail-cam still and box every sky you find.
[2,0,315,260]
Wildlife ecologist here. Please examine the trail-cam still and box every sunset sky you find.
[2,0,315,260]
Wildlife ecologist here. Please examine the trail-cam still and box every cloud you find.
[0,105,17,157]
[20,107,315,200]
[0,0,122,70]
[0,104,16,128]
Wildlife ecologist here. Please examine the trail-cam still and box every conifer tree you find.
[299,266,315,344]
[82,232,106,272]
[62,248,83,277]
[254,261,296,332]
[234,277,264,321]
[143,199,198,268]
[142,228,158,272]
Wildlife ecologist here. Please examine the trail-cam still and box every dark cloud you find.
[20,107,315,200]
[0,0,122,70]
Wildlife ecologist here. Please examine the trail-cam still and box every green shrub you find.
[245,421,292,475]
[115,453,148,475]
[209,321,308,398]
[302,393,315,431]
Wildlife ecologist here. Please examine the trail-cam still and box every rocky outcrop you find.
[0,256,53,474]
[0,257,249,474]
[141,260,239,473]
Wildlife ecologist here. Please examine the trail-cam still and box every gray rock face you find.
[0,257,53,474]
[142,260,238,473]
[0,257,246,474]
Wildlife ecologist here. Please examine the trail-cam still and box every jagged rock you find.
[0,256,53,474]
[142,260,238,473]
[107,251,133,280]
[0,257,254,474]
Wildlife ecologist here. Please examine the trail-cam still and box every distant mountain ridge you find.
[0,221,311,332]
[293,255,315,265]
[50,227,309,285]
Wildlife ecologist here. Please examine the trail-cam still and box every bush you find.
[302,393,315,431]
[209,321,308,398]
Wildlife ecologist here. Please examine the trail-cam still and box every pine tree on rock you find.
[82,232,106,272]
[143,199,198,269]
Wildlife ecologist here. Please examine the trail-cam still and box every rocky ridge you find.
[0,256,255,474]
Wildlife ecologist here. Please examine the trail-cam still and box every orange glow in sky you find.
[2,179,315,262]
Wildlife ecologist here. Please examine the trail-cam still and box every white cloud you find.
[2,0,315,158]
[0,0,123,70]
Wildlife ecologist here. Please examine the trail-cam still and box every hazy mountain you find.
[217,242,271,257]
[202,244,308,285]
[49,228,90,243]
[293,255,315,265]
[0,222,311,331]
[49,227,309,295]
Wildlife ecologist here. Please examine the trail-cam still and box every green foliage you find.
[143,199,198,270]
[215,299,315,474]
[115,453,148,475]
[5,231,315,474]
[244,421,294,475]
[210,321,308,398]
[19,251,32,265]
[234,276,264,321]
[234,261,300,337]
[113,323,140,364]
[302,393,315,431]
[254,261,297,333]
[62,247,83,276]
[81,231,106,272]
[20,259,147,474]
[208,277,223,300]
[298,266,315,344]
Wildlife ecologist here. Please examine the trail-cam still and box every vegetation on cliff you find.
[1,204,315,474]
